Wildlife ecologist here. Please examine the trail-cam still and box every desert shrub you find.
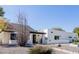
[29,45,54,54]
[74,39,79,42]
[73,39,79,45]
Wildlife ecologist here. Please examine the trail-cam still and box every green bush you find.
[73,39,79,45]
[74,39,79,42]
[29,45,54,54]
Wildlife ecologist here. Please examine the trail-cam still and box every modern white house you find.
[38,28,78,44]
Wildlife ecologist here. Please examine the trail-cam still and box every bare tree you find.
[17,12,28,46]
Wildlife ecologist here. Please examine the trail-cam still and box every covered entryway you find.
[33,34,37,44]
[29,31,46,44]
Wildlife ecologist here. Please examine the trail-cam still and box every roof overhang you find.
[30,31,46,34]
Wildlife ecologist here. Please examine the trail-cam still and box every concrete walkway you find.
[52,47,78,54]
[51,44,79,54]
[40,44,79,54]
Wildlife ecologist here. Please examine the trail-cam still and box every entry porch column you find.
[42,34,46,44]
[27,33,33,45]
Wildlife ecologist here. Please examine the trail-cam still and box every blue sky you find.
[1,5,79,32]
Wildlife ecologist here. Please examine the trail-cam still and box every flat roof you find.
[30,31,46,34]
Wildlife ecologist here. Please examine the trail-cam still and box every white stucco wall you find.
[47,29,78,44]
[0,32,11,44]
[27,33,33,44]
[39,29,78,44]
[9,40,17,45]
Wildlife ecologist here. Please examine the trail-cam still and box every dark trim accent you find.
[30,31,46,34]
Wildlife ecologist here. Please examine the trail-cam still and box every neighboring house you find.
[9,23,45,45]
[38,28,78,44]
[0,17,45,45]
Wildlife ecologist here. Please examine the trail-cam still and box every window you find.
[69,36,72,38]
[74,37,76,38]
[45,37,48,40]
[51,32,53,33]
[11,33,16,40]
[49,40,51,41]
[54,36,59,40]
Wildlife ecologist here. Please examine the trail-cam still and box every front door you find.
[33,34,36,44]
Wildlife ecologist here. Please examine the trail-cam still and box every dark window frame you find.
[10,33,16,40]
[54,36,59,40]
[51,32,53,33]
[68,36,72,38]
